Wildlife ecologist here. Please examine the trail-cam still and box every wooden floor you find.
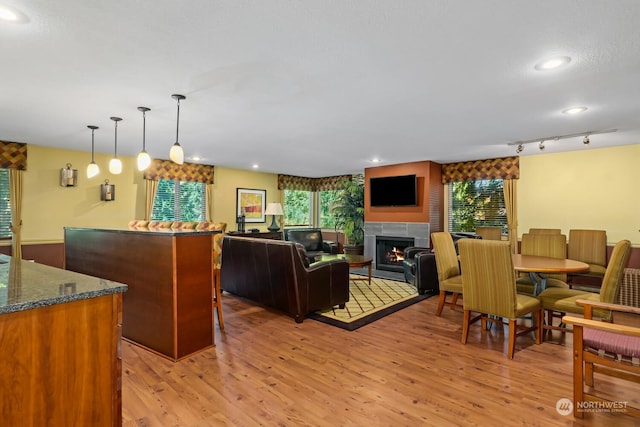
[122,293,639,426]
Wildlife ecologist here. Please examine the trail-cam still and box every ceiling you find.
[1,1,639,177]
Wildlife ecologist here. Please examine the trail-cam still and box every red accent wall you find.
[364,160,443,233]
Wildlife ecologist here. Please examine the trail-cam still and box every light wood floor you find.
[122,293,639,426]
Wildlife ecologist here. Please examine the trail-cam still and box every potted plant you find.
[331,175,365,255]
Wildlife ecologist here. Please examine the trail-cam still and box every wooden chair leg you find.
[507,319,516,359]
[461,309,471,344]
[535,309,542,344]
[435,291,447,316]
[450,293,460,306]
[213,269,225,331]
[573,325,584,418]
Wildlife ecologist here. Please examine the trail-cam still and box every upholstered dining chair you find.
[458,239,542,359]
[432,232,464,316]
[538,239,631,332]
[475,226,502,241]
[568,229,608,282]
[562,299,640,418]
[516,233,570,295]
[528,228,562,235]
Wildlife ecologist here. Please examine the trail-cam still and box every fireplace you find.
[375,236,415,272]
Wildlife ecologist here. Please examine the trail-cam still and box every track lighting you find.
[137,107,152,171]
[109,117,123,174]
[86,125,100,178]
[169,94,186,164]
[508,129,616,153]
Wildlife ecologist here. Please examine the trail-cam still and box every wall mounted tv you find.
[369,174,418,207]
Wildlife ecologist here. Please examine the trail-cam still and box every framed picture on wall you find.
[236,188,266,223]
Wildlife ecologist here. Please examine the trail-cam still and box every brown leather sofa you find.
[220,235,350,323]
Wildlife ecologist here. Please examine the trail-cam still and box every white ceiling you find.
[1,0,639,177]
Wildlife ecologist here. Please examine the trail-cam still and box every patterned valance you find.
[0,141,27,170]
[441,156,519,184]
[143,159,214,184]
[278,174,352,191]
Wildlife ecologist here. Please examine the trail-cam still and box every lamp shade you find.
[265,203,284,216]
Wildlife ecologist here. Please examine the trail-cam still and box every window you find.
[448,179,507,234]
[151,179,206,222]
[0,169,10,238]
[318,190,338,229]
[283,189,311,227]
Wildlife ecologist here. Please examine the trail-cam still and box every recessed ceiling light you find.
[534,56,571,71]
[371,158,381,163]
[562,106,588,115]
[252,164,259,169]
[0,4,28,23]
[191,156,202,161]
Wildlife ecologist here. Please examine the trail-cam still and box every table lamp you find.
[265,202,284,232]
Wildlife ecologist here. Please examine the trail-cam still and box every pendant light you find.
[137,107,152,171]
[86,125,100,178]
[169,94,185,164]
[109,117,123,174]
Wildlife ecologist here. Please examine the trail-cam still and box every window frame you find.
[447,178,507,235]
[151,179,206,222]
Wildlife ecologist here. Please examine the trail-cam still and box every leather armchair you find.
[403,247,438,295]
[403,232,481,296]
[284,228,338,262]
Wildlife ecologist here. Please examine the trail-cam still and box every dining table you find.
[512,254,590,295]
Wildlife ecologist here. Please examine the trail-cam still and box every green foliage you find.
[331,175,365,245]
[450,179,507,233]
[152,180,205,222]
[284,190,311,226]
[319,190,338,228]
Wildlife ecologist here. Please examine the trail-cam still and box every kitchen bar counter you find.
[0,254,127,427]
[64,227,218,361]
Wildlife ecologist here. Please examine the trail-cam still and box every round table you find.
[318,254,373,285]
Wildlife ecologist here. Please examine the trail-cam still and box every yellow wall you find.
[518,144,640,245]
[20,143,640,245]
[20,145,281,243]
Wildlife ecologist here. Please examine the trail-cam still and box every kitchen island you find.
[64,227,218,361]
[0,254,127,427]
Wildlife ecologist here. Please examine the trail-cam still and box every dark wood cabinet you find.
[227,231,283,240]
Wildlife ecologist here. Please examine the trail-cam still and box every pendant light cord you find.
[142,109,146,150]
[114,120,118,157]
[91,128,96,162]
[175,98,181,143]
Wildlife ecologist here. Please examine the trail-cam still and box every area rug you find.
[308,275,433,330]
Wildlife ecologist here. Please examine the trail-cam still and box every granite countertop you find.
[0,254,127,314]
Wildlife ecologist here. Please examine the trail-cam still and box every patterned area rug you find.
[308,275,434,330]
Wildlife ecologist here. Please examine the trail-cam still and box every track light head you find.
[583,135,590,145]
[516,144,524,154]
[539,141,545,151]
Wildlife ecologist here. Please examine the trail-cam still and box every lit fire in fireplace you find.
[385,246,405,264]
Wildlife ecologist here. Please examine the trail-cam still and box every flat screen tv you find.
[369,174,417,207]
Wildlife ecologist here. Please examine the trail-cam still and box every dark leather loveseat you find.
[284,228,338,262]
[220,235,350,323]
[403,232,481,294]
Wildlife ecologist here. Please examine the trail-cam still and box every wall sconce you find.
[100,179,115,201]
[60,163,78,187]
